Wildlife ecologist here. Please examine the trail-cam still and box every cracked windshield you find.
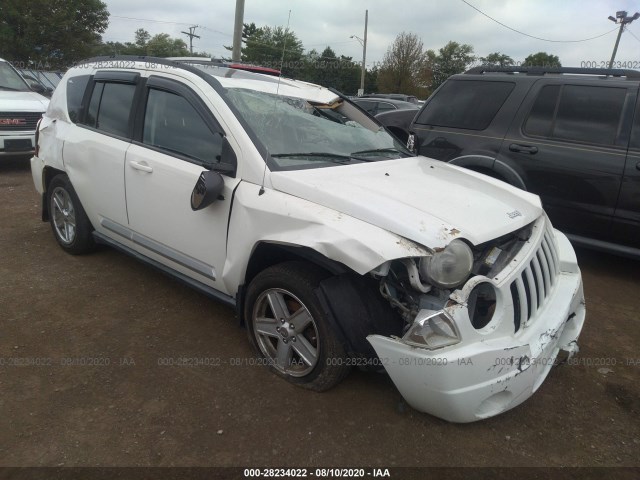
[225,88,413,170]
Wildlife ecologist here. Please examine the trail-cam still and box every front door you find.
[124,75,240,294]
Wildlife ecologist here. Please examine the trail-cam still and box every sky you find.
[101,0,640,69]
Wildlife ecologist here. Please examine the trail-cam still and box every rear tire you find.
[47,174,95,254]
[245,261,350,391]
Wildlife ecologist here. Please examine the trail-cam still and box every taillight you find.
[34,116,42,157]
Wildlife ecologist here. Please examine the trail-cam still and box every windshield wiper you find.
[0,86,20,91]
[271,152,355,164]
[350,147,411,157]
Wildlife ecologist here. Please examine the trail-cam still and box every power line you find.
[110,15,195,26]
[626,26,640,44]
[460,0,619,43]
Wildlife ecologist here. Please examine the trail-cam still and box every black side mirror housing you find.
[211,136,237,176]
[191,170,225,211]
[29,81,45,93]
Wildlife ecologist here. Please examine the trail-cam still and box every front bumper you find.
[0,132,35,156]
[368,228,585,423]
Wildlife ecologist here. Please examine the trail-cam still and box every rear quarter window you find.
[415,80,515,130]
[66,75,90,124]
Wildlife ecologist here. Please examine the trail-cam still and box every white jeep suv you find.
[0,58,49,157]
[31,57,586,422]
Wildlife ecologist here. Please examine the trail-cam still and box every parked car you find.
[0,58,49,157]
[31,56,585,423]
[361,93,420,104]
[351,97,420,117]
[377,66,640,258]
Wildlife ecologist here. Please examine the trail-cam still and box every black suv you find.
[379,66,640,258]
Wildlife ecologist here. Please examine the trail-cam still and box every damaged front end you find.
[366,215,586,423]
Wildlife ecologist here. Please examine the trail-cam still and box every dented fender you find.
[221,181,429,293]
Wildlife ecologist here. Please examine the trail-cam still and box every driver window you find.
[143,88,223,165]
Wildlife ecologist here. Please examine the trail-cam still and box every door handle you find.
[509,144,538,154]
[129,160,153,173]
[636,162,640,171]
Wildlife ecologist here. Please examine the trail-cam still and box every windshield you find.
[0,62,30,91]
[224,88,413,170]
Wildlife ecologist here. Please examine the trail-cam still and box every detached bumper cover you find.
[368,230,585,423]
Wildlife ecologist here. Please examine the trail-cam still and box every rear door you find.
[498,79,635,240]
[63,71,139,229]
[613,89,640,249]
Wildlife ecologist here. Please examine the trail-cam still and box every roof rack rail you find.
[464,66,640,78]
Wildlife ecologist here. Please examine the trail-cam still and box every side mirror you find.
[191,170,225,211]
[29,81,46,93]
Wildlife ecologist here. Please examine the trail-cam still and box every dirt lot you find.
[1,156,639,469]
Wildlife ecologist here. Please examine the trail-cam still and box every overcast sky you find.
[102,0,640,69]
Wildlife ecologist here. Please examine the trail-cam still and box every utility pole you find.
[232,0,246,62]
[181,26,200,55]
[362,10,368,94]
[608,11,640,68]
[350,10,368,96]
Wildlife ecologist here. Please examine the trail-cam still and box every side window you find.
[376,102,396,113]
[66,75,90,124]
[357,100,377,115]
[524,85,560,137]
[553,85,626,146]
[142,88,223,165]
[83,81,136,137]
[415,80,515,130]
[631,97,640,149]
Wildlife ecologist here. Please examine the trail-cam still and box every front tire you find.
[47,174,95,254]
[245,261,350,391]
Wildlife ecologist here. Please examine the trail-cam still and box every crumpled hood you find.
[269,156,543,249]
[0,90,49,111]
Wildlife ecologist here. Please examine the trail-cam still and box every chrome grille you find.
[511,221,560,331]
[0,112,42,131]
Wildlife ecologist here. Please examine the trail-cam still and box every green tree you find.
[297,47,360,94]
[424,41,475,92]
[524,52,561,67]
[0,0,109,68]
[145,33,189,57]
[93,29,194,58]
[240,25,304,76]
[377,32,427,97]
[134,28,151,48]
[480,52,514,67]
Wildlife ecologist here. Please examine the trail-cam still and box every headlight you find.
[419,239,474,289]
[402,309,460,350]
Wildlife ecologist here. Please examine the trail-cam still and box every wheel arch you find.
[236,242,352,326]
[448,155,527,191]
[41,166,67,221]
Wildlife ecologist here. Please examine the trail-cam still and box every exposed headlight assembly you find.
[419,239,474,289]
[403,309,461,349]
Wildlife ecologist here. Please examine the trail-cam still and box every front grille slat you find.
[540,237,556,285]
[515,277,528,326]
[0,112,42,131]
[523,265,538,317]
[531,255,546,304]
[510,218,561,332]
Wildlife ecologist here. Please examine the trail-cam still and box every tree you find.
[134,28,151,48]
[424,41,475,92]
[0,0,109,68]
[240,24,304,76]
[524,52,561,67]
[377,32,427,97]
[296,46,361,94]
[92,29,194,58]
[480,52,514,67]
[145,33,188,57]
